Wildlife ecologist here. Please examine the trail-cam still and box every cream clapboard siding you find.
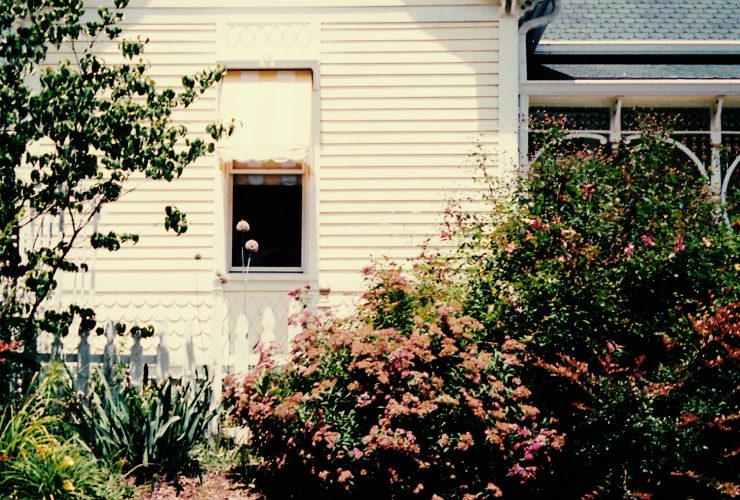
[62,1,503,298]
[47,22,219,296]
[319,20,498,289]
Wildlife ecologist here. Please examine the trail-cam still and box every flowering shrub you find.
[225,265,563,498]
[460,122,740,497]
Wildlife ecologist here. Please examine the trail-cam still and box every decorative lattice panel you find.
[218,22,318,64]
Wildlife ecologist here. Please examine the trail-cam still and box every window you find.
[218,70,312,272]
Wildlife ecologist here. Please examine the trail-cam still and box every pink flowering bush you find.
[224,263,563,498]
[460,119,740,498]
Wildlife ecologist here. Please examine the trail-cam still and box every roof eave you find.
[536,40,740,57]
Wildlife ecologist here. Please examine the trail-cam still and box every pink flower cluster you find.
[224,264,563,497]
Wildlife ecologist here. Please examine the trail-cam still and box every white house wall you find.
[50,1,508,369]
[62,1,507,291]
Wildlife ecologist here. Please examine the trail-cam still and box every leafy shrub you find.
[2,440,109,499]
[459,122,740,497]
[0,370,122,499]
[76,370,218,479]
[0,379,56,468]
[225,267,563,498]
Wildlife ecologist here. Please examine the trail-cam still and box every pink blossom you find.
[235,219,250,233]
[525,218,543,230]
[245,239,259,252]
[674,234,685,252]
[583,183,595,200]
[360,265,374,276]
[352,447,364,460]
[436,302,450,318]
[457,432,474,451]
[623,242,634,259]
[389,348,412,371]
[523,452,534,460]
[337,469,354,483]
[640,235,655,247]
[506,242,516,254]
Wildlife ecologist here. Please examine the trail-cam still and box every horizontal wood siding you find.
[60,2,502,294]
[319,19,499,290]
[46,21,219,293]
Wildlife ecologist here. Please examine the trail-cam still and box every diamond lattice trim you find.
[222,23,314,62]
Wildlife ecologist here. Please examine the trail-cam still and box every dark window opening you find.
[231,174,302,270]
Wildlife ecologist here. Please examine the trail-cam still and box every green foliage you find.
[164,206,188,236]
[2,440,109,500]
[190,439,243,475]
[226,118,739,498]
[0,368,128,499]
[458,122,740,498]
[0,376,58,472]
[76,371,219,479]
[0,0,226,399]
[225,268,563,498]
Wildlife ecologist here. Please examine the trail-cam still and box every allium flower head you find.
[245,239,259,252]
[236,219,250,233]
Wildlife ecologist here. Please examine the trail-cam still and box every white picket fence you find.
[34,285,359,413]
[14,197,368,410]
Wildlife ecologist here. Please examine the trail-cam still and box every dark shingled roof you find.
[530,63,740,80]
[542,0,740,42]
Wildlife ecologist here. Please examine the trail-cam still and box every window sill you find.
[218,272,317,293]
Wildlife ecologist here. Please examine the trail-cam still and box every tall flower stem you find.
[241,235,248,337]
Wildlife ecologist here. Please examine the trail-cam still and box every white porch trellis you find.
[529,99,740,225]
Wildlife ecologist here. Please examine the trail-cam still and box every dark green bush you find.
[460,122,740,498]
[225,120,738,498]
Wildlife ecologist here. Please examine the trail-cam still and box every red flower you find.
[674,234,685,252]
[623,242,635,259]
[640,235,655,247]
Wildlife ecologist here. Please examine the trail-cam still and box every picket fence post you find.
[76,328,91,393]
[130,331,143,388]
[102,320,117,385]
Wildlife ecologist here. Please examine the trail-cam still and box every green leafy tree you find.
[0,0,228,398]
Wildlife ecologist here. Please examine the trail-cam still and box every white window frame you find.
[227,160,308,274]
[214,62,320,284]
